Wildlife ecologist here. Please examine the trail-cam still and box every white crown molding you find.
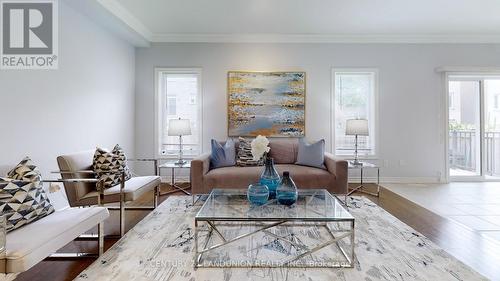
[435,66,500,73]
[67,1,500,45]
[151,33,500,44]
[95,0,153,41]
[63,0,152,47]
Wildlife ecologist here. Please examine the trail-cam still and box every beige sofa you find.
[191,139,348,195]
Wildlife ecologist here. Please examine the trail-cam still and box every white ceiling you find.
[87,0,500,44]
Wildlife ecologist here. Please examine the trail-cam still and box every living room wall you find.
[135,42,500,183]
[0,2,136,208]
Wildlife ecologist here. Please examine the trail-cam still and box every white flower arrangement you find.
[251,135,271,161]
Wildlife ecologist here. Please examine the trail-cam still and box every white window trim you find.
[330,68,379,160]
[154,67,203,160]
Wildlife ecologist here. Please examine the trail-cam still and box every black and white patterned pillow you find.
[7,156,42,182]
[112,144,132,180]
[236,137,264,167]
[92,146,130,189]
[0,157,55,232]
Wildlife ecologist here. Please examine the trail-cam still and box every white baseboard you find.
[160,176,441,184]
[349,177,441,184]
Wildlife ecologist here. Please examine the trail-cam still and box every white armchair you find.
[56,150,161,236]
[0,177,109,275]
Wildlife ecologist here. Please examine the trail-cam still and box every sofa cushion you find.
[210,139,236,168]
[268,138,298,164]
[77,176,160,206]
[0,157,55,232]
[274,165,332,188]
[112,144,132,181]
[205,164,333,190]
[0,178,55,232]
[295,138,326,169]
[4,206,109,273]
[7,157,41,182]
[92,147,128,189]
[236,137,264,166]
[205,166,262,189]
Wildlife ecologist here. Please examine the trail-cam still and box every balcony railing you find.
[449,130,500,177]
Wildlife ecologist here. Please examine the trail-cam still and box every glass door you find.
[484,80,500,179]
[448,80,481,178]
[448,76,500,181]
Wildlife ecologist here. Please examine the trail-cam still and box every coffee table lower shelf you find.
[194,219,355,269]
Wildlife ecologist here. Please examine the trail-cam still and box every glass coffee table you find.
[194,189,355,268]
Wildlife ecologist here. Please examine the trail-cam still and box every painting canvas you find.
[228,71,305,137]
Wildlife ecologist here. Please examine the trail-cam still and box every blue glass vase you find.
[277,171,298,206]
[247,183,269,205]
[260,157,280,199]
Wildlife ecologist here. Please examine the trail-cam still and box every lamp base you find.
[174,159,187,166]
[350,159,363,166]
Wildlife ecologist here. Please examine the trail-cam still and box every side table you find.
[158,161,191,195]
[346,162,380,197]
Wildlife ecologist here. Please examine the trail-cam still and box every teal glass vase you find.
[247,183,269,205]
[277,171,298,206]
[259,157,280,199]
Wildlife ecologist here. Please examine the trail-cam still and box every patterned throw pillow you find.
[7,156,42,182]
[92,146,130,189]
[0,157,55,232]
[112,144,132,180]
[236,137,264,167]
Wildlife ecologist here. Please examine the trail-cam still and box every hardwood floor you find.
[360,184,500,280]
[13,183,498,281]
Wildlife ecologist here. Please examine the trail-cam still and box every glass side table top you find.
[348,162,378,169]
[196,188,354,222]
[159,161,191,168]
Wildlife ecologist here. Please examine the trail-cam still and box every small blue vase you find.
[260,157,280,199]
[247,183,269,205]
[277,171,298,206]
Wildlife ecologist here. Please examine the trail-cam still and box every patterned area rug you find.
[75,196,487,281]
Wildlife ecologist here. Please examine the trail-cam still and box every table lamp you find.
[345,119,369,166]
[168,118,191,165]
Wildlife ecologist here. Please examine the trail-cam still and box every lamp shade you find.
[168,118,192,136]
[345,119,369,136]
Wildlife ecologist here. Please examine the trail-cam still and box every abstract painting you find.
[228,71,305,137]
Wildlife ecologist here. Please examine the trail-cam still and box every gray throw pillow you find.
[210,139,236,169]
[295,138,326,169]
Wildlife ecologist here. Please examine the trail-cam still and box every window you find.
[155,68,202,158]
[332,69,377,157]
[167,96,177,115]
[449,92,455,108]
